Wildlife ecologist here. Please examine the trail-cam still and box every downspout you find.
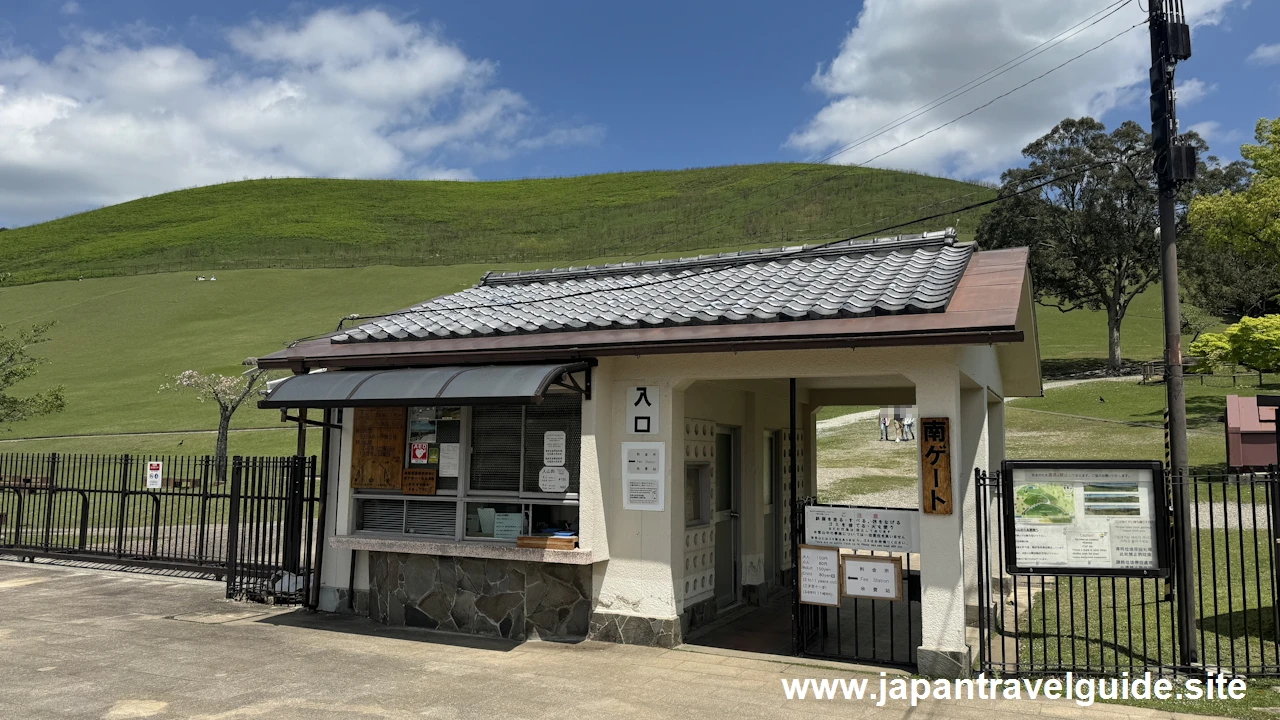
[309,407,334,611]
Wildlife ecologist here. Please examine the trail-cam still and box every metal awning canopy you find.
[258,362,590,409]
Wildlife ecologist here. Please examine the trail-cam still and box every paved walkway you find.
[0,562,1223,720]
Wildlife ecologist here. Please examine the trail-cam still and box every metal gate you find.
[0,452,322,608]
[794,497,922,669]
[975,467,1280,677]
[225,455,321,605]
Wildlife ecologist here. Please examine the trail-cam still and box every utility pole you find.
[1148,0,1198,668]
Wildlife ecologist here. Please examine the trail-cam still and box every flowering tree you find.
[161,359,276,478]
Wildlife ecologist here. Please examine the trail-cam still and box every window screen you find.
[469,405,524,492]
[522,394,582,494]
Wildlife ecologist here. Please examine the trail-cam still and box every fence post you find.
[225,457,243,600]
[42,453,59,551]
[283,455,305,574]
[115,454,131,558]
[196,456,210,564]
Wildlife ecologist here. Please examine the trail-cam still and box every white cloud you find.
[1176,77,1215,105]
[788,0,1241,180]
[1248,43,1280,65]
[1186,120,1220,140]
[60,2,80,15]
[0,9,601,226]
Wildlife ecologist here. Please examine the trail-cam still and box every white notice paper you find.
[799,545,840,606]
[439,443,460,477]
[146,461,163,489]
[543,431,566,467]
[494,513,522,540]
[804,505,919,552]
[621,442,665,511]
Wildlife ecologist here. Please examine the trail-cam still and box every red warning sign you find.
[410,442,431,464]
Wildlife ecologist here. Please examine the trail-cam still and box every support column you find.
[318,409,365,614]
[913,368,971,677]
[588,377,684,648]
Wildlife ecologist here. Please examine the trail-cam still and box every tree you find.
[1179,303,1214,344]
[1187,115,1280,308]
[1189,315,1280,373]
[977,118,1162,373]
[161,359,276,478]
[0,322,66,426]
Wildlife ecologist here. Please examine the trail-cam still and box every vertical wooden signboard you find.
[919,417,952,515]
[351,407,406,491]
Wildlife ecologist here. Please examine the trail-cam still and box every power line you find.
[524,0,1140,270]
[295,17,1147,346]
[610,18,1145,264]
[804,0,1134,166]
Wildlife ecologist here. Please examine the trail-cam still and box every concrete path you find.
[0,562,1228,720]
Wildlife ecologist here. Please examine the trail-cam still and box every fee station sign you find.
[1001,460,1169,578]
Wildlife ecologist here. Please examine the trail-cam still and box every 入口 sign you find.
[626,386,659,434]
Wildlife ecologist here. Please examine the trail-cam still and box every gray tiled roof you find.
[333,229,972,344]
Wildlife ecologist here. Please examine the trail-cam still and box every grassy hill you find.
[0,164,993,286]
[0,262,1186,453]
[0,162,1209,462]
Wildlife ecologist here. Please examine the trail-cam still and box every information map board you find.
[1001,460,1169,577]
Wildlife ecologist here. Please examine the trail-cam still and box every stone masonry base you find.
[588,611,682,648]
[368,551,591,641]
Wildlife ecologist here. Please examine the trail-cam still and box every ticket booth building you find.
[256,229,1040,676]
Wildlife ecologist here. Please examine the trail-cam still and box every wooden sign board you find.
[351,407,406,491]
[798,544,841,607]
[919,417,952,515]
[841,553,903,601]
[402,468,437,495]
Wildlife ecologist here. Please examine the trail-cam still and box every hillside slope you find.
[0,164,992,285]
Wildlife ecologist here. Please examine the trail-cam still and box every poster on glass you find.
[1001,460,1169,577]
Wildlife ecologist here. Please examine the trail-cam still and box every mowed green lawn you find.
[0,428,320,458]
[1,265,501,439]
[0,260,1226,459]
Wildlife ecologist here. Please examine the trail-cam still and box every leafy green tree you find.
[977,118,1161,373]
[0,322,67,426]
[1189,117,1280,255]
[1189,315,1280,373]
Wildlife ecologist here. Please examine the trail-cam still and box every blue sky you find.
[0,0,1276,226]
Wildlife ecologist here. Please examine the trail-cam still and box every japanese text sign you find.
[626,386,659,435]
[919,417,952,515]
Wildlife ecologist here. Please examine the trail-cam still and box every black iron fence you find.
[795,497,922,669]
[0,453,321,606]
[225,455,321,605]
[975,467,1280,677]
